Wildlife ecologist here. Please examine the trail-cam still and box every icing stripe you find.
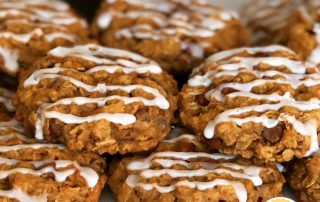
[124,151,263,202]
[0,47,19,74]
[0,187,47,202]
[187,45,320,157]
[126,175,247,202]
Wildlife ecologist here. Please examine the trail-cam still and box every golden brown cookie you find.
[16,43,178,155]
[108,151,285,202]
[0,118,106,202]
[180,45,320,162]
[0,0,89,76]
[286,152,320,202]
[243,0,320,68]
[91,0,249,76]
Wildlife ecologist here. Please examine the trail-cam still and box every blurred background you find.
[65,0,248,22]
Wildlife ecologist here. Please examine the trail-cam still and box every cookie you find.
[108,151,285,202]
[91,0,249,76]
[155,127,208,152]
[0,0,88,76]
[16,43,178,155]
[286,152,320,202]
[243,0,320,66]
[0,118,106,202]
[0,87,15,120]
[180,45,320,162]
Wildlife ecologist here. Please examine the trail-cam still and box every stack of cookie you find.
[0,0,319,201]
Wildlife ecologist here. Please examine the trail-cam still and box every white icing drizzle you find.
[188,45,320,157]
[0,187,47,202]
[0,118,101,199]
[0,0,69,11]
[0,133,33,142]
[0,143,65,152]
[47,44,161,70]
[127,152,236,170]
[99,0,237,58]
[244,0,308,32]
[162,134,196,143]
[206,45,294,62]
[0,157,98,188]
[0,87,15,112]
[106,0,176,13]
[0,28,77,44]
[0,3,83,27]
[0,47,19,74]
[0,158,98,193]
[308,23,320,65]
[203,99,320,156]
[125,151,264,202]
[0,0,84,74]
[23,44,169,140]
[35,111,136,140]
[0,119,24,133]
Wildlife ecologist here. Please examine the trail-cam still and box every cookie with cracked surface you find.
[243,0,320,68]
[16,43,178,155]
[180,45,320,162]
[108,151,285,202]
[0,0,89,77]
[0,119,106,202]
[286,152,320,202]
[91,0,249,76]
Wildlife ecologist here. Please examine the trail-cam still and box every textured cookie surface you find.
[287,152,320,202]
[0,117,106,202]
[108,150,284,202]
[243,0,320,67]
[0,0,88,76]
[16,43,178,155]
[91,0,249,75]
[180,45,320,162]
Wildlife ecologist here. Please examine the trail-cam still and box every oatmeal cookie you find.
[0,87,15,121]
[243,0,320,67]
[0,119,106,202]
[155,127,208,152]
[108,151,285,202]
[0,0,88,76]
[180,45,320,162]
[91,0,249,75]
[286,152,320,202]
[16,43,178,155]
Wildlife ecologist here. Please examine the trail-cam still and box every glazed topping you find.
[0,0,82,26]
[0,118,24,133]
[0,157,98,187]
[0,87,15,112]
[0,187,47,202]
[162,133,197,143]
[0,47,19,75]
[0,29,76,44]
[244,0,316,42]
[188,45,320,157]
[97,0,237,58]
[23,44,169,140]
[126,152,262,202]
[47,44,162,74]
[0,120,99,201]
[0,0,85,75]
[308,23,320,65]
